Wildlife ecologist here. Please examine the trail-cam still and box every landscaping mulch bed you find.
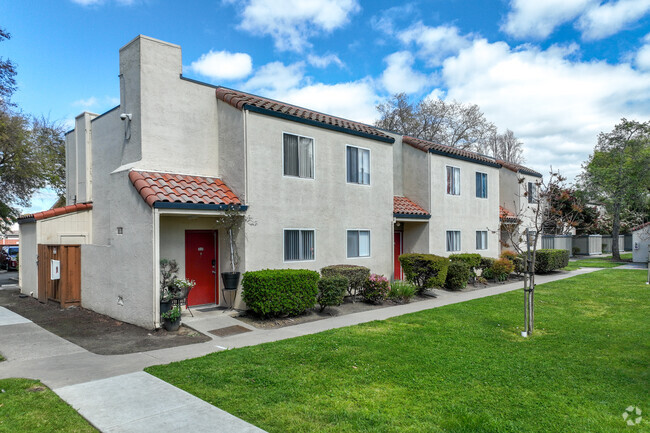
[0,289,210,355]
[236,275,529,329]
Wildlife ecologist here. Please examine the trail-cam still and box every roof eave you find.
[152,202,249,211]
[427,148,501,169]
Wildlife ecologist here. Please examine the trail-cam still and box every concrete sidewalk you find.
[0,267,602,432]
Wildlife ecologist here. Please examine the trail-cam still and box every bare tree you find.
[375,93,496,152]
[488,129,525,164]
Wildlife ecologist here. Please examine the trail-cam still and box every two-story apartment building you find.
[18,35,541,329]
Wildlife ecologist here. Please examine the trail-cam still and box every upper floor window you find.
[446,230,461,252]
[476,172,488,198]
[346,145,370,185]
[284,229,315,261]
[283,133,313,179]
[527,182,538,203]
[446,166,460,195]
[347,230,370,258]
[476,231,488,250]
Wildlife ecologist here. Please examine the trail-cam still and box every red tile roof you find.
[499,206,518,222]
[394,196,430,217]
[18,202,93,222]
[129,170,241,208]
[402,136,499,166]
[215,87,393,142]
[0,238,19,246]
[632,221,650,231]
[496,159,543,178]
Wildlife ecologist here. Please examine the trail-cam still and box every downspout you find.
[153,208,161,328]
[427,153,432,252]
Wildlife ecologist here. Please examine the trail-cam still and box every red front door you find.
[185,230,218,306]
[394,231,403,280]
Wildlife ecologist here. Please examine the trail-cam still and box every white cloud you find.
[398,22,473,66]
[501,0,594,39]
[307,53,344,68]
[577,0,650,40]
[380,51,430,94]
[242,61,305,94]
[188,50,253,81]
[73,96,99,107]
[237,0,360,52]
[637,33,650,70]
[370,3,418,35]
[440,38,650,179]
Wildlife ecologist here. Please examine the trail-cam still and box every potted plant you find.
[171,278,195,301]
[159,259,179,315]
[161,305,181,331]
[215,205,256,291]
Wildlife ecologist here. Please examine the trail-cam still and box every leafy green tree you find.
[0,28,66,232]
[579,119,650,260]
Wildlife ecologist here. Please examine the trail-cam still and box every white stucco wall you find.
[632,226,650,263]
[18,222,37,297]
[499,168,543,252]
[429,154,501,258]
[243,111,394,278]
[37,211,92,244]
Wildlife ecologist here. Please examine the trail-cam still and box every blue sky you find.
[2,0,650,214]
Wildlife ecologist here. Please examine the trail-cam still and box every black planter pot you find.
[163,317,181,332]
[221,272,241,290]
[160,300,172,315]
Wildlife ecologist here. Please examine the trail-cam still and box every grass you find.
[563,252,633,271]
[0,378,96,432]
[147,270,649,433]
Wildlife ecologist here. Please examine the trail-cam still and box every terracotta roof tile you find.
[402,136,499,166]
[496,159,543,178]
[216,87,393,141]
[632,221,650,231]
[0,239,19,246]
[499,206,518,222]
[18,202,93,221]
[393,196,430,217]
[129,170,242,208]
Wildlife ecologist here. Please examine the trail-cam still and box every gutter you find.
[152,202,249,211]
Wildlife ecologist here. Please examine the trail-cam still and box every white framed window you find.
[476,231,488,250]
[446,230,461,252]
[527,182,538,203]
[283,133,314,179]
[347,230,370,258]
[476,172,488,198]
[346,145,370,185]
[446,166,460,195]
[284,229,315,261]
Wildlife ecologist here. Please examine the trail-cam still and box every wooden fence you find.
[37,244,81,307]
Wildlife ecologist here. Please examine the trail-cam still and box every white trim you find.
[153,208,161,329]
[346,229,371,258]
[475,171,488,199]
[282,228,316,263]
[445,165,461,196]
[345,144,372,187]
[282,131,315,181]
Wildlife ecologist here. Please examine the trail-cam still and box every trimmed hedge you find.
[534,249,570,273]
[449,253,482,269]
[242,269,319,317]
[317,275,348,312]
[321,265,370,297]
[479,257,495,271]
[445,261,470,291]
[399,254,449,293]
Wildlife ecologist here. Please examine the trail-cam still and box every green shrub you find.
[317,275,348,312]
[445,261,471,291]
[449,253,482,269]
[361,274,390,304]
[479,257,495,271]
[500,250,517,261]
[242,269,319,317]
[484,258,514,281]
[321,265,370,298]
[399,254,449,293]
[534,249,570,273]
[388,280,417,303]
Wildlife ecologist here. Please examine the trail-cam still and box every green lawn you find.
[147,270,650,433]
[563,252,633,271]
[0,379,96,432]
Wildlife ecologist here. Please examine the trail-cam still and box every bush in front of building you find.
[534,249,570,273]
[317,275,348,312]
[445,261,471,291]
[242,269,319,317]
[388,280,417,303]
[448,253,482,269]
[483,258,515,281]
[501,250,524,274]
[479,256,495,272]
[321,265,370,298]
[361,273,390,304]
[398,253,449,293]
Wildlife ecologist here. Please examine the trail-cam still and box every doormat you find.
[209,325,252,337]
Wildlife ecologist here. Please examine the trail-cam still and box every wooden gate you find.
[38,244,81,307]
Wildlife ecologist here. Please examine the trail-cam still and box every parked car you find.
[0,246,19,270]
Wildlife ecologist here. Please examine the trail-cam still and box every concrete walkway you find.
[0,267,603,432]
